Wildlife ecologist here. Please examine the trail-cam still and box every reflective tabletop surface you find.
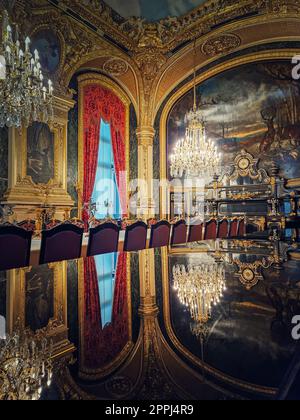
[0,239,299,400]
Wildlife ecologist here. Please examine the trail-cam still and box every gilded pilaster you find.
[136,126,156,219]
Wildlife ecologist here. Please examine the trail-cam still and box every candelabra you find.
[0,331,53,400]
[0,10,54,128]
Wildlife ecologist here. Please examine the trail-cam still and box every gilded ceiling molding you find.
[55,0,300,54]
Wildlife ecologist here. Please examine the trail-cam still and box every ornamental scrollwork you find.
[223,150,271,184]
[103,58,129,77]
[201,34,241,57]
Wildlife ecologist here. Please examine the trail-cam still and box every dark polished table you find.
[1,239,300,400]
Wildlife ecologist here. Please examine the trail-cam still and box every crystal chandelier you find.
[0,10,54,128]
[170,41,221,178]
[0,331,53,400]
[173,257,226,324]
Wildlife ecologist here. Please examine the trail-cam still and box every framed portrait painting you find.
[31,29,61,75]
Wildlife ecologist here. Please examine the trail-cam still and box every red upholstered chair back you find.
[40,223,84,265]
[87,222,120,256]
[0,225,32,270]
[238,218,246,237]
[218,219,229,239]
[188,223,203,243]
[149,220,171,248]
[17,220,36,233]
[124,221,148,252]
[171,220,187,246]
[204,219,217,240]
[229,218,239,238]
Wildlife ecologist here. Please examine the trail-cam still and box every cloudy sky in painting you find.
[105,0,207,21]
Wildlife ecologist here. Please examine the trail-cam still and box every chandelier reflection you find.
[170,40,221,178]
[0,331,53,400]
[0,10,54,128]
[173,258,226,324]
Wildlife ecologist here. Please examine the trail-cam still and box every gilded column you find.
[136,126,156,219]
[139,249,157,315]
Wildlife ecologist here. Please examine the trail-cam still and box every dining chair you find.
[149,220,171,248]
[123,221,148,252]
[87,221,120,256]
[39,223,84,264]
[0,225,33,270]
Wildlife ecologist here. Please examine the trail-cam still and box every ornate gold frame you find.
[2,95,75,215]
[6,261,75,359]
[77,254,133,380]
[77,73,130,219]
[159,50,300,218]
[161,247,278,397]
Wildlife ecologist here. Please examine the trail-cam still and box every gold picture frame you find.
[6,261,75,359]
[1,95,75,220]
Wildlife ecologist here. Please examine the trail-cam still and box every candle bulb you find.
[7,25,12,43]
[5,45,11,65]
[25,36,30,52]
[48,79,52,94]
[19,49,24,66]
[34,49,39,62]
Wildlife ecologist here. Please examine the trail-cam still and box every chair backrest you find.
[0,225,32,270]
[17,220,36,232]
[171,220,187,246]
[188,223,203,243]
[149,220,171,248]
[238,218,246,237]
[229,218,239,238]
[87,222,120,256]
[204,219,217,240]
[218,219,229,239]
[124,221,148,252]
[40,223,84,265]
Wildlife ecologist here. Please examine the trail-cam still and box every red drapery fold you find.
[82,84,127,224]
[83,254,129,369]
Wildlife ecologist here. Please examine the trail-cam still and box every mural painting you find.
[25,265,54,332]
[31,29,61,74]
[27,122,55,185]
[168,61,300,180]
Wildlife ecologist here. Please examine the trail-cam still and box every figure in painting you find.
[31,30,60,74]
[25,267,54,332]
[27,122,54,185]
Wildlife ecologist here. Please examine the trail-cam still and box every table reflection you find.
[167,246,300,391]
[78,253,133,379]
[0,239,299,400]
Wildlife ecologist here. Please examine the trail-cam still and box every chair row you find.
[0,217,246,271]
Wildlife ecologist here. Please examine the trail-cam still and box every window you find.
[92,120,121,219]
[94,253,118,328]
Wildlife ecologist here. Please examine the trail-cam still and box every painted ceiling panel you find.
[104,0,208,21]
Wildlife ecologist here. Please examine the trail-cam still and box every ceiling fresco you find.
[104,0,208,21]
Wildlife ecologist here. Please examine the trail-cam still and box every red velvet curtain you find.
[82,84,127,224]
[83,254,129,369]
